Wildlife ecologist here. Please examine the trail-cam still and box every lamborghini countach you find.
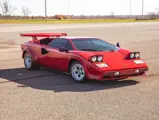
[20,33,148,82]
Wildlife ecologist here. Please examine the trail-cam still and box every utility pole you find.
[142,0,144,15]
[130,0,132,18]
[45,0,47,22]
[68,2,70,19]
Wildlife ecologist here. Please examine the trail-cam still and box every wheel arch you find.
[68,59,78,73]
[22,51,27,58]
[68,58,88,74]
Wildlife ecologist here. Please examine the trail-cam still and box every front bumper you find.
[87,67,148,81]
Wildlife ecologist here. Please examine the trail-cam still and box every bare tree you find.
[22,6,31,16]
[0,1,4,15]
[0,0,16,15]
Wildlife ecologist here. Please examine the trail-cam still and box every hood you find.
[72,49,139,70]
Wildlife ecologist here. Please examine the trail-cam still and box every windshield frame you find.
[71,38,119,52]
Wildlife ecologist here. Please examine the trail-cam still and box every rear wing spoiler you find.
[20,33,67,40]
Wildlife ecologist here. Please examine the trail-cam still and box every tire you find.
[24,52,39,70]
[70,61,86,83]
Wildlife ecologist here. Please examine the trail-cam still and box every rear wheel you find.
[24,52,39,70]
[70,61,86,83]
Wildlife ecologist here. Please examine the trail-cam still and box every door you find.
[47,38,74,71]
[56,40,74,71]
[38,45,53,68]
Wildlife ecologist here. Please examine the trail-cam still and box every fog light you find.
[96,63,108,68]
[135,69,140,73]
[114,72,120,76]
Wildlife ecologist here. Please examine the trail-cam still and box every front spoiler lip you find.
[87,67,148,81]
[104,67,148,76]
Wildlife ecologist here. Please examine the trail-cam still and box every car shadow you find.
[0,67,140,92]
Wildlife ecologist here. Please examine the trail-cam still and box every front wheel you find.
[70,61,86,83]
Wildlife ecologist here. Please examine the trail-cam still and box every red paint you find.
[20,33,148,81]
[20,33,67,37]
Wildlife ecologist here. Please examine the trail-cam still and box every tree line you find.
[0,0,159,20]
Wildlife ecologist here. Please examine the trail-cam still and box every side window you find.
[49,38,68,49]
[66,41,73,50]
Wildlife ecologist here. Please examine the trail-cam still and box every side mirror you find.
[41,48,48,55]
[116,42,120,47]
[59,47,68,53]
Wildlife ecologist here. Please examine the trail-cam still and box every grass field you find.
[0,19,159,24]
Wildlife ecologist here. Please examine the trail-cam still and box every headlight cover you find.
[130,53,135,59]
[135,52,140,58]
[129,52,140,59]
[91,56,97,62]
[97,56,103,62]
[90,55,103,62]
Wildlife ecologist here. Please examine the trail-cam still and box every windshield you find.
[72,38,118,51]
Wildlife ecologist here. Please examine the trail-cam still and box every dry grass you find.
[0,19,159,24]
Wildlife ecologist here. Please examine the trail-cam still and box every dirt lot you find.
[0,23,159,120]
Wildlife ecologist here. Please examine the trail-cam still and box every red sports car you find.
[20,33,148,83]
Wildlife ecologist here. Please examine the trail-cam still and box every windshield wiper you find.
[98,49,115,52]
[80,49,115,52]
[80,49,99,51]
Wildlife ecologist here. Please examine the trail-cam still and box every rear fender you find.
[21,44,37,61]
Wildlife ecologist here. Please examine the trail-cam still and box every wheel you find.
[70,61,86,83]
[24,52,39,70]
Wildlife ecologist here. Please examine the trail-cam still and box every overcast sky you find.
[4,0,159,16]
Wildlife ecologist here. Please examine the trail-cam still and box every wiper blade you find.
[98,49,115,52]
[81,49,98,51]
